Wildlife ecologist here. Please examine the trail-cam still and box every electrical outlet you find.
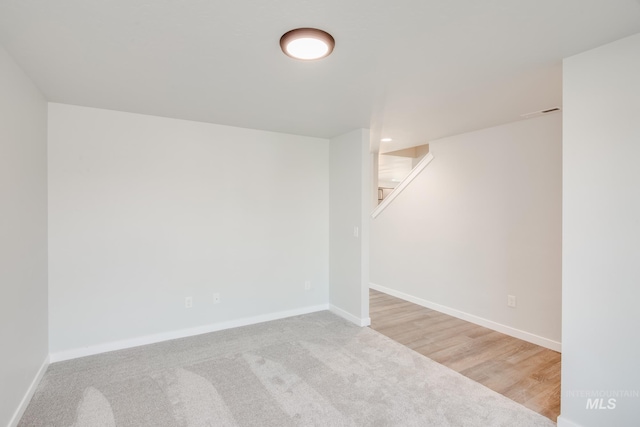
[507,295,517,308]
[185,297,193,308]
[213,293,220,304]
[304,280,311,291]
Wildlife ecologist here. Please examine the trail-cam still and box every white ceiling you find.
[1,0,639,149]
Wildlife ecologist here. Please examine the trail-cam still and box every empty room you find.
[1,1,639,427]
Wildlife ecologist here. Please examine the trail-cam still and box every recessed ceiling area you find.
[0,0,639,147]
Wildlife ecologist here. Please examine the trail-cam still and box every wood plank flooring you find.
[369,289,561,421]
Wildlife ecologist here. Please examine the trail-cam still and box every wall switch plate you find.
[353,226,359,238]
[304,280,311,291]
[213,293,220,304]
[185,297,193,308]
[507,295,517,308]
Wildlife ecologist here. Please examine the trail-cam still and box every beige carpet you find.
[20,311,555,426]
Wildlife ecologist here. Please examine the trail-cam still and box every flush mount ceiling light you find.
[280,28,335,60]
[381,138,393,142]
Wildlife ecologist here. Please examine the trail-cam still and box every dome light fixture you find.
[280,28,335,60]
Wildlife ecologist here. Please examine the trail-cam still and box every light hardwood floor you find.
[369,289,561,421]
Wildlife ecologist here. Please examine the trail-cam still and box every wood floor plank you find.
[368,289,561,422]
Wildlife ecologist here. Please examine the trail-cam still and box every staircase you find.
[377,144,429,204]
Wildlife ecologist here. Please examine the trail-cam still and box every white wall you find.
[560,33,640,427]
[0,45,48,426]
[371,114,562,348]
[329,129,371,325]
[48,104,329,356]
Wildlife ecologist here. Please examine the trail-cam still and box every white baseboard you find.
[330,304,371,327]
[557,415,583,427]
[9,355,49,427]
[50,304,330,363]
[369,283,561,352]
